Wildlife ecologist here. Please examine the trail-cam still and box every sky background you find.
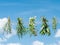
[0,0,60,45]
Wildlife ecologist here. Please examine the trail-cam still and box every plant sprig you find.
[16,18,26,38]
[40,17,50,36]
[29,16,37,36]
[52,16,57,30]
[3,17,11,34]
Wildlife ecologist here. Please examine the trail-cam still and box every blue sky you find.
[0,0,60,45]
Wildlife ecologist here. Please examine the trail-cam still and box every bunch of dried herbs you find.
[3,17,11,34]
[40,17,50,36]
[52,16,57,30]
[29,17,37,36]
[16,18,26,38]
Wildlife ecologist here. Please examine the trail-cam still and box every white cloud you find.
[0,18,8,34]
[0,29,16,42]
[55,29,60,38]
[0,18,8,29]
[0,18,8,28]
[4,29,16,39]
[0,18,8,42]
[47,41,60,45]
[7,43,21,45]
[0,18,16,42]
[33,40,44,45]
[0,43,21,45]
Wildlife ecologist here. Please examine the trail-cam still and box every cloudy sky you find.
[0,0,60,45]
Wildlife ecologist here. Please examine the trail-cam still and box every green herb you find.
[40,17,50,36]
[29,17,37,36]
[52,16,57,30]
[4,17,11,34]
[16,18,26,38]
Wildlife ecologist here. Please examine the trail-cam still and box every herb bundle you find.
[29,17,37,36]
[52,16,57,30]
[40,17,50,36]
[16,18,26,38]
[4,17,11,34]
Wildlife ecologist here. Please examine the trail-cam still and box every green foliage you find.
[40,17,50,36]
[52,16,57,30]
[16,18,26,38]
[3,16,57,38]
[4,17,11,34]
[29,17,37,36]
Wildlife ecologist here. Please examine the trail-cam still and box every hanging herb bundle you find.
[16,18,26,38]
[3,17,11,34]
[52,16,57,30]
[29,16,37,36]
[40,17,50,36]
